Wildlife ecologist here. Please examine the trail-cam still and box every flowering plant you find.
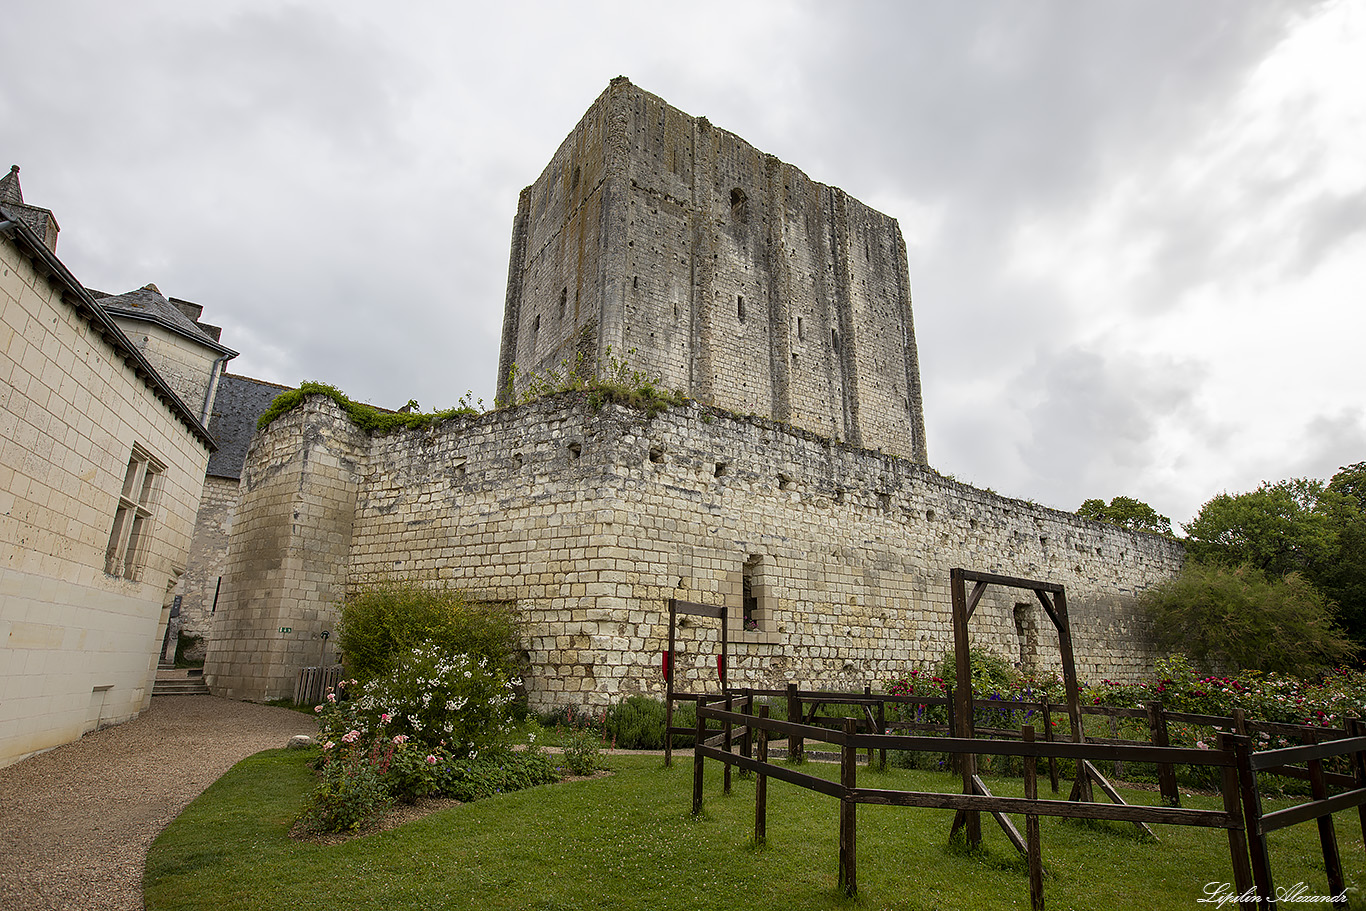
[351,644,520,756]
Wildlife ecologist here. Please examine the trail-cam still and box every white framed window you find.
[105,446,164,580]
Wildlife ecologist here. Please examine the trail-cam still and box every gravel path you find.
[0,696,313,911]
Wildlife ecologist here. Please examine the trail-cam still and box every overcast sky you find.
[4,1,1362,527]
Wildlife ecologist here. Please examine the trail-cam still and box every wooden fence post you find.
[1216,733,1257,910]
[1023,725,1044,911]
[1350,718,1366,860]
[1149,701,1180,807]
[1043,693,1058,794]
[1308,755,1346,906]
[693,697,707,816]
[877,696,887,770]
[787,682,803,763]
[1109,713,1124,780]
[864,685,875,768]
[839,717,858,897]
[1232,733,1274,906]
[755,705,769,846]
[723,693,734,796]
[740,689,753,777]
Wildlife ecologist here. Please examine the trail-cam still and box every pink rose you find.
[425,755,437,765]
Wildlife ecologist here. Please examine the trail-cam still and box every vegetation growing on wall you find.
[501,344,687,417]
[256,381,482,434]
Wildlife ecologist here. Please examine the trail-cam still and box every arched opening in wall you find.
[796,316,804,340]
[532,314,541,337]
[559,288,567,319]
[567,442,582,462]
[831,328,840,353]
[572,166,581,190]
[730,187,747,223]
[737,295,745,321]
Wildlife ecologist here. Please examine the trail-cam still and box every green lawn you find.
[145,750,1364,910]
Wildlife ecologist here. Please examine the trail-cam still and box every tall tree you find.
[1183,467,1366,653]
[1182,479,1338,579]
[1077,496,1173,536]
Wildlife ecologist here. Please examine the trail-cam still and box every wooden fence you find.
[293,664,343,707]
[690,691,1366,910]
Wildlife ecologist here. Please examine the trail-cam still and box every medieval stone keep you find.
[203,79,1184,707]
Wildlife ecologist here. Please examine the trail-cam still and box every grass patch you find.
[146,751,1365,910]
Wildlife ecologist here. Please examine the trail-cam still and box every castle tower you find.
[498,77,928,463]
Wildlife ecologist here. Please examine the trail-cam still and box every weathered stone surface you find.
[497,77,927,464]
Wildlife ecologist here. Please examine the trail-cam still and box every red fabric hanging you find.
[661,650,671,681]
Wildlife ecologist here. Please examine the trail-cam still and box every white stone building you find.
[0,167,215,767]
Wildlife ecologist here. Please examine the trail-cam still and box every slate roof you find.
[0,165,60,247]
[93,285,236,356]
[0,165,21,205]
[206,374,292,479]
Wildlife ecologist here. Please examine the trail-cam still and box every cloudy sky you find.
[4,1,1362,527]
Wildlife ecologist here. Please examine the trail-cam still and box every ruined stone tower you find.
[498,77,928,463]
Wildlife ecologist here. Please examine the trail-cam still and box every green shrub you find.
[433,747,561,801]
[296,736,392,834]
[604,695,667,749]
[257,381,481,434]
[337,580,518,681]
[1144,561,1356,675]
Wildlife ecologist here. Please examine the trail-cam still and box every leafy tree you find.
[1077,496,1173,536]
[1322,462,1366,650]
[1182,468,1366,652]
[1144,561,1355,675]
[1182,479,1339,578]
[1327,461,1366,509]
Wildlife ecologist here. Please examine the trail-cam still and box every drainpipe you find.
[201,353,232,425]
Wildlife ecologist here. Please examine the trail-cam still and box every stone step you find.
[153,681,211,696]
[152,670,211,696]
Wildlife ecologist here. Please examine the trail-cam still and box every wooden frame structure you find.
[950,568,1097,846]
[663,598,728,767]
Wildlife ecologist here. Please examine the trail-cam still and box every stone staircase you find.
[153,665,211,696]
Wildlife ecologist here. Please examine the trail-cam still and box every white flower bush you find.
[354,644,517,754]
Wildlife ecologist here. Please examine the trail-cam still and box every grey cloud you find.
[1009,346,1206,507]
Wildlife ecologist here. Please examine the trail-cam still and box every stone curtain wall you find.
[499,78,928,464]
[211,393,1182,710]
